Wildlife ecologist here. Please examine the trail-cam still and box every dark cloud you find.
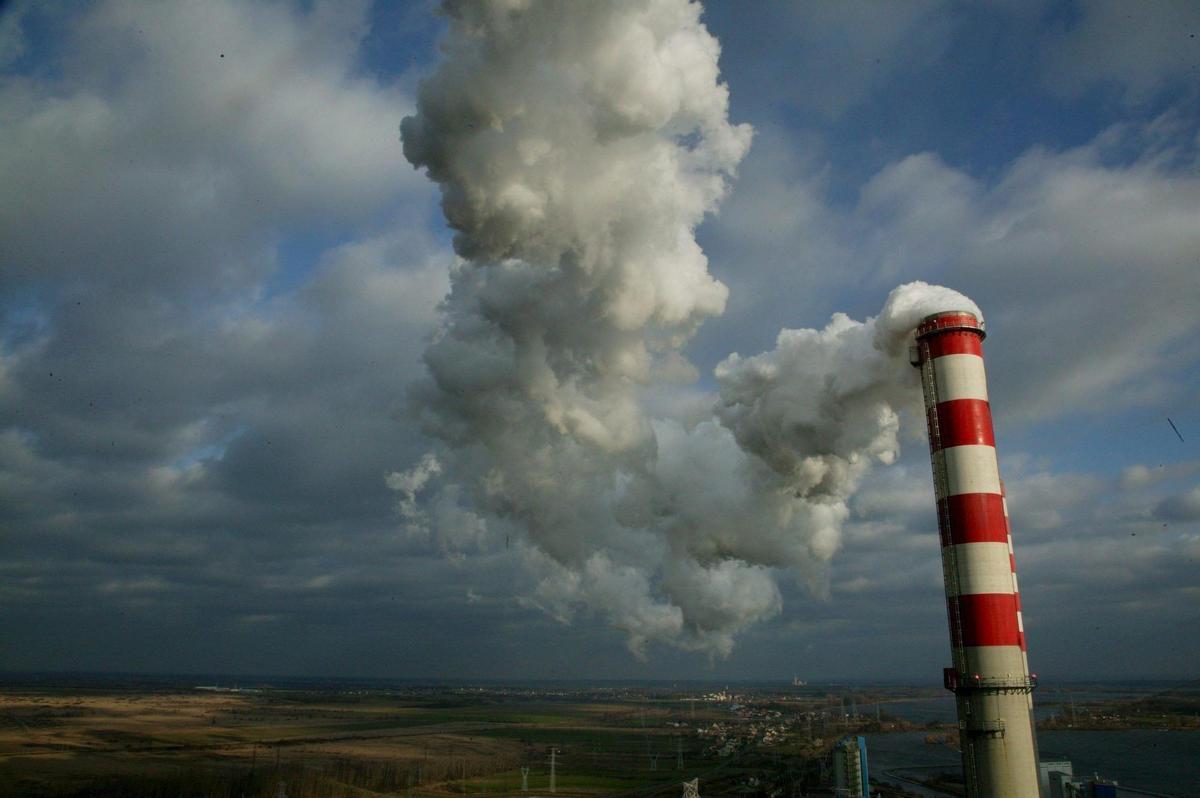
[1041,0,1200,103]
[1,0,1198,680]
[0,0,470,676]
[1155,486,1200,522]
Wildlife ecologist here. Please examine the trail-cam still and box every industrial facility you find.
[912,311,1041,798]
[832,735,869,798]
[1039,758,1125,798]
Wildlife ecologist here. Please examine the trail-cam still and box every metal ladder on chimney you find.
[921,345,967,671]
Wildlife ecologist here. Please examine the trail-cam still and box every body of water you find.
[866,729,1199,797]
[875,687,1162,727]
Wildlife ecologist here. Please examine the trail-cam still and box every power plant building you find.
[912,310,1040,798]
[1063,778,1119,798]
[1050,770,1080,798]
[832,735,869,798]
[1040,758,1074,796]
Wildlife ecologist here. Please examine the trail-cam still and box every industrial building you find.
[831,735,869,798]
[1040,758,1074,797]
[912,311,1040,797]
[1062,777,1119,797]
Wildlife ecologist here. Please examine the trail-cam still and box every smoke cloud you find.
[393,0,982,657]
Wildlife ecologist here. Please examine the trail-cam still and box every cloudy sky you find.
[2,0,1198,682]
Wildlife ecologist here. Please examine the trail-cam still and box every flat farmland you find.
[0,685,802,797]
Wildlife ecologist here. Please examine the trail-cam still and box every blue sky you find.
[1,0,1198,682]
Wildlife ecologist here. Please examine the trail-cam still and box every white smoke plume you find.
[393,0,982,657]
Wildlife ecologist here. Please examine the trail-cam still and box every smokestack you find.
[911,311,1040,798]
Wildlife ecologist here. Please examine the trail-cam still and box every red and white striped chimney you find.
[912,310,1040,798]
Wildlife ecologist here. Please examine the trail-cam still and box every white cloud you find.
[706,110,1200,425]
[0,0,423,295]
[1,0,1197,679]
[1119,459,1200,491]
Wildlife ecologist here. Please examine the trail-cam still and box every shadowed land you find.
[0,679,929,797]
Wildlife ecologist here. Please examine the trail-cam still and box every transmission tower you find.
[549,746,558,794]
[682,777,700,798]
[520,767,529,792]
[675,736,683,769]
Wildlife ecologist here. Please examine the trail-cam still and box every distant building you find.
[1050,770,1081,798]
[1062,776,1119,798]
[1040,758,1074,796]
[832,735,869,798]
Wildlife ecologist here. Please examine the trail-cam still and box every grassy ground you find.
[0,687,821,797]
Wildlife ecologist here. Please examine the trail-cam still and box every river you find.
[865,729,1199,797]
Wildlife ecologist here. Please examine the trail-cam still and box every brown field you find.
[0,689,547,797]
[0,682,918,797]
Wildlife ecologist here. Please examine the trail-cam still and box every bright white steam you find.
[392,0,981,657]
